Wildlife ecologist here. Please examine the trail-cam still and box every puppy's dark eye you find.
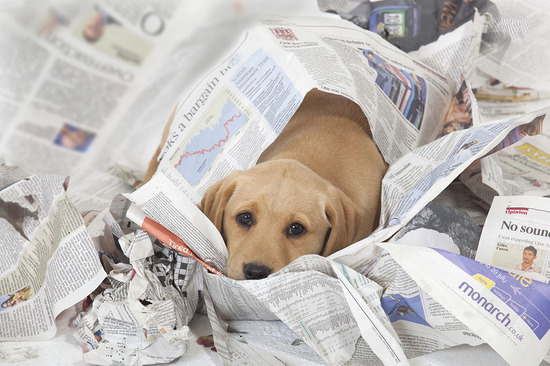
[288,223,305,236]
[236,212,253,227]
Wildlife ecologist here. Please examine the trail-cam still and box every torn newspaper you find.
[0,174,106,341]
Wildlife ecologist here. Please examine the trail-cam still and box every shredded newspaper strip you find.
[1,0,550,365]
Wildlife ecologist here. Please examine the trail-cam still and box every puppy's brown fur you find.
[201,89,387,279]
[144,89,387,280]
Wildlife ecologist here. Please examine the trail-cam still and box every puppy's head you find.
[201,159,359,280]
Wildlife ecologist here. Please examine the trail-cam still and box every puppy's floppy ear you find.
[200,173,239,231]
[322,187,360,256]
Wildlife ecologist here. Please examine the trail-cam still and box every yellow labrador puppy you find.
[201,89,387,280]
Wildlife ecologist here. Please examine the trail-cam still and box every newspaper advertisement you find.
[334,242,489,358]
[475,196,550,283]
[0,174,106,341]
[386,243,550,366]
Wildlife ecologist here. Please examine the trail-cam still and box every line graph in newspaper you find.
[170,88,250,185]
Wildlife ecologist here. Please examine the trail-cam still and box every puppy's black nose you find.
[243,263,272,280]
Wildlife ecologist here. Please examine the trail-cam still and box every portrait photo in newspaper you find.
[476,195,550,282]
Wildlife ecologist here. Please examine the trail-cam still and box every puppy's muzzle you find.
[243,263,272,280]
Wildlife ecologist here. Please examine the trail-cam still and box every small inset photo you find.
[53,123,95,152]
[362,49,427,129]
[1,285,32,310]
[74,5,154,65]
[492,243,546,275]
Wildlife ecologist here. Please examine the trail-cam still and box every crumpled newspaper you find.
[73,196,200,365]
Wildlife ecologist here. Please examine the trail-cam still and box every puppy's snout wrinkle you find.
[243,263,272,280]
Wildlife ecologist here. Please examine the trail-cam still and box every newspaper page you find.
[258,16,458,163]
[241,259,406,366]
[0,174,106,340]
[148,14,462,206]
[475,196,550,283]
[327,107,549,364]
[469,0,550,127]
[0,0,320,213]
[385,243,550,366]
[202,281,288,366]
[0,160,30,190]
[203,254,408,365]
[75,0,324,184]
[69,194,203,365]
[458,112,548,204]
[408,15,485,92]
[403,3,550,133]
[152,21,314,204]
[126,173,228,273]
[0,0,185,176]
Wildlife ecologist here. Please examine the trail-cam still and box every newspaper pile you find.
[1,0,550,365]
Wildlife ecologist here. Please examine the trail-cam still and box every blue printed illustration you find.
[381,293,430,327]
[363,49,426,129]
[434,248,550,340]
[174,95,248,185]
